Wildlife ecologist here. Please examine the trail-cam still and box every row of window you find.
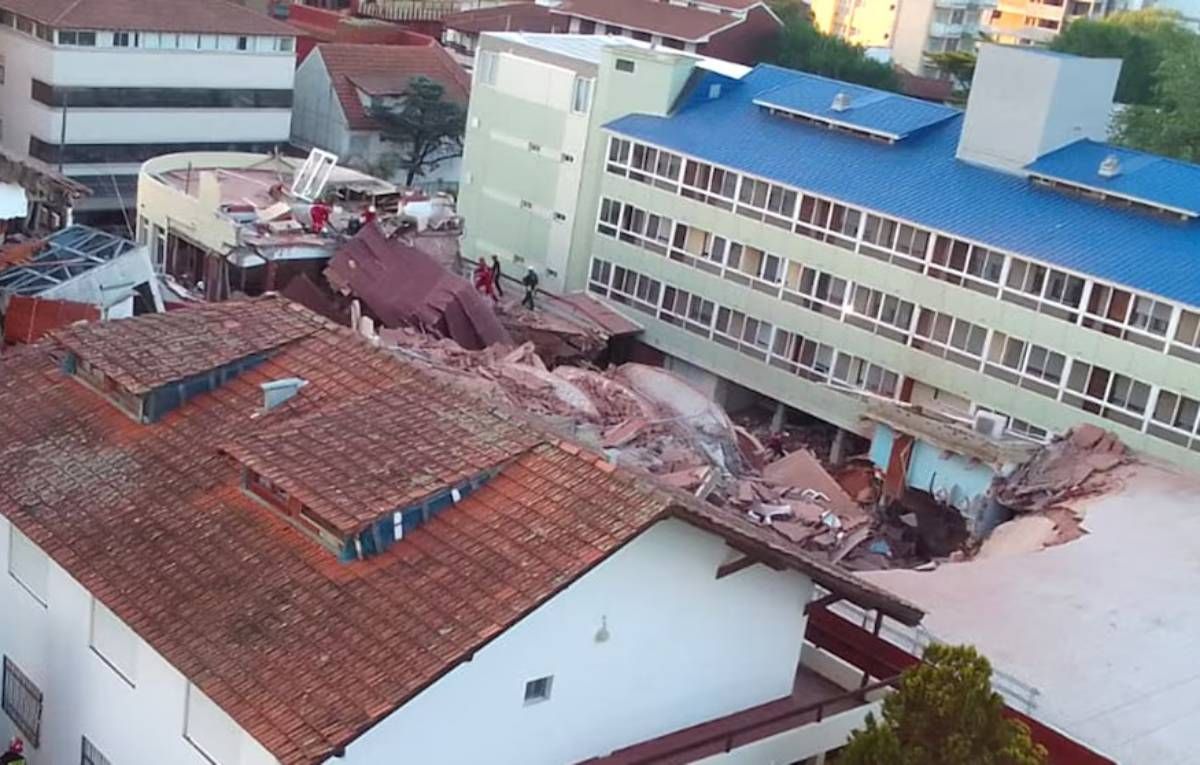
[28,138,284,166]
[588,257,904,400]
[603,136,1200,363]
[0,13,294,53]
[31,80,293,109]
[4,654,112,764]
[595,212,1200,455]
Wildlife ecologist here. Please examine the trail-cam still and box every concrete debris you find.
[995,424,1132,513]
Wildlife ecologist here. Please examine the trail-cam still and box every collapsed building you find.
[135,150,407,301]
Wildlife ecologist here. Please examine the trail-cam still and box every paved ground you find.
[864,465,1200,765]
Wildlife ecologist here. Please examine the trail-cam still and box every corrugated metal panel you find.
[1025,139,1200,216]
[604,65,1200,308]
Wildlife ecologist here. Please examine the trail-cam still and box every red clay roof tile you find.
[0,298,918,764]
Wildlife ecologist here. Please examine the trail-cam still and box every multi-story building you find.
[891,0,996,77]
[549,0,783,64]
[809,0,901,49]
[984,0,1106,45]
[0,296,922,765]
[458,33,750,294]
[462,38,1200,472]
[0,0,298,225]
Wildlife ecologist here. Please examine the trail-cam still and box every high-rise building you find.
[461,38,1200,471]
[891,0,996,77]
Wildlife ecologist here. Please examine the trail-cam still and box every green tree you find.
[370,76,466,186]
[1049,10,1195,105]
[840,644,1047,765]
[763,0,900,91]
[1115,42,1200,162]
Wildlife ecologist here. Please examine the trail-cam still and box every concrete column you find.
[829,427,849,466]
[769,401,786,433]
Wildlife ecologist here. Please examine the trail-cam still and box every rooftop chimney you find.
[262,378,307,411]
[956,45,1121,173]
[1098,153,1122,179]
[830,91,852,112]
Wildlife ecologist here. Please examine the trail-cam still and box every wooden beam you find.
[715,555,759,580]
[805,592,842,615]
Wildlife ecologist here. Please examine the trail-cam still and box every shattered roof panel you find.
[0,225,138,298]
[53,295,330,394]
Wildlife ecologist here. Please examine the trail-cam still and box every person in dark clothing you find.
[491,255,504,298]
[522,267,539,310]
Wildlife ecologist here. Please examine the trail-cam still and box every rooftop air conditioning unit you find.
[972,411,1007,440]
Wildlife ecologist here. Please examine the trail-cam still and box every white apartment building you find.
[892,0,996,78]
[0,0,298,225]
[0,298,921,765]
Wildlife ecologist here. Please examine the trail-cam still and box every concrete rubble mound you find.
[375,326,886,564]
[995,423,1131,513]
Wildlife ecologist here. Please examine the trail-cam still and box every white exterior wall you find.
[890,0,937,75]
[957,45,1120,172]
[0,517,278,765]
[0,26,294,199]
[339,519,815,764]
[291,51,353,159]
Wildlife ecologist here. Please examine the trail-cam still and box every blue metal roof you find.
[753,76,959,139]
[604,65,1200,308]
[1025,140,1200,216]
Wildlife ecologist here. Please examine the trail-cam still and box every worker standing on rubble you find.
[474,257,498,303]
[491,255,504,298]
[522,267,539,310]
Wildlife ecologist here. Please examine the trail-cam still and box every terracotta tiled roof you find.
[552,0,744,42]
[443,2,568,34]
[0,0,299,35]
[0,297,919,764]
[317,43,471,131]
[223,384,542,534]
[53,297,330,395]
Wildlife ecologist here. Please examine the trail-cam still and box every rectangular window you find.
[524,676,553,704]
[846,285,915,343]
[2,657,41,746]
[928,236,1003,294]
[571,77,593,113]
[1150,390,1200,447]
[112,31,130,47]
[90,598,137,686]
[82,735,112,765]
[615,58,636,73]
[8,526,48,606]
[237,35,249,51]
[912,309,987,369]
[185,682,240,765]
[1004,259,1085,321]
[476,50,499,86]
[1063,362,1151,429]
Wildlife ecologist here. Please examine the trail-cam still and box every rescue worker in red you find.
[474,257,497,303]
[0,738,25,765]
[309,201,332,234]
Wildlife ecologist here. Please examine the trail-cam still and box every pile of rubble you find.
[372,325,894,566]
[995,423,1131,511]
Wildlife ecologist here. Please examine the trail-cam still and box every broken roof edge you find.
[664,497,925,627]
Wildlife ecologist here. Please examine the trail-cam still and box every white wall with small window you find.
[0,516,276,765]
[340,519,815,764]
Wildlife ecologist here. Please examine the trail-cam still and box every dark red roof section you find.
[223,383,541,534]
[0,0,299,35]
[0,298,920,764]
[553,0,742,41]
[52,297,329,394]
[443,2,569,34]
[3,296,99,344]
[316,42,470,130]
[325,224,509,349]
